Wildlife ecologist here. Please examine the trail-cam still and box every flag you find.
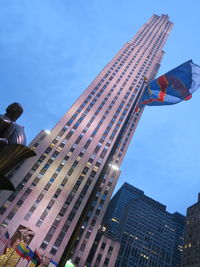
[0,231,10,247]
[15,242,30,258]
[139,60,200,108]
[31,249,42,266]
[48,259,58,266]
[25,246,34,261]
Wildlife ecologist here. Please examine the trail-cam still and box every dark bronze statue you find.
[0,103,36,191]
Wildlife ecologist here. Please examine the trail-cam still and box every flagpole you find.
[41,251,45,267]
[133,76,149,112]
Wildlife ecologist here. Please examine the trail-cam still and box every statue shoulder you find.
[0,114,12,125]
[8,123,27,145]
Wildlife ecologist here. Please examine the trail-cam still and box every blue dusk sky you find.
[1,0,200,215]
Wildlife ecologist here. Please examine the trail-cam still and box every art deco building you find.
[102,183,185,267]
[0,14,173,266]
[182,193,200,267]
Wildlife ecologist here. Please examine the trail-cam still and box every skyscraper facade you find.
[182,193,200,267]
[0,14,173,266]
[102,183,185,267]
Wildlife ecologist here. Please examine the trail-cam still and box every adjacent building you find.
[182,193,200,267]
[0,14,173,267]
[102,183,185,267]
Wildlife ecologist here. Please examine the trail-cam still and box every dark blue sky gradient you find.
[1,0,200,214]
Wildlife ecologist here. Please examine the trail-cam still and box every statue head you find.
[5,102,23,122]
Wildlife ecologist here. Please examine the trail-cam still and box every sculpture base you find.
[0,175,15,191]
[0,144,36,191]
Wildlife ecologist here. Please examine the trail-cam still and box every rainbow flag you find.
[15,242,29,258]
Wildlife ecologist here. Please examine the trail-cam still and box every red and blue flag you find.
[139,60,200,107]
[25,246,34,261]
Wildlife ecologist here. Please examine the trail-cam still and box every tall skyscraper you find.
[182,193,200,267]
[0,14,173,266]
[102,183,185,267]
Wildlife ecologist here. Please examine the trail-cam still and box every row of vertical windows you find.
[37,148,94,231]
[132,15,159,47]
[40,167,99,252]
[24,162,66,221]
[74,171,117,261]
[41,166,115,255]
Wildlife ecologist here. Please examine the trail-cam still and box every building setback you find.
[102,183,185,267]
[182,193,200,267]
[0,14,173,267]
